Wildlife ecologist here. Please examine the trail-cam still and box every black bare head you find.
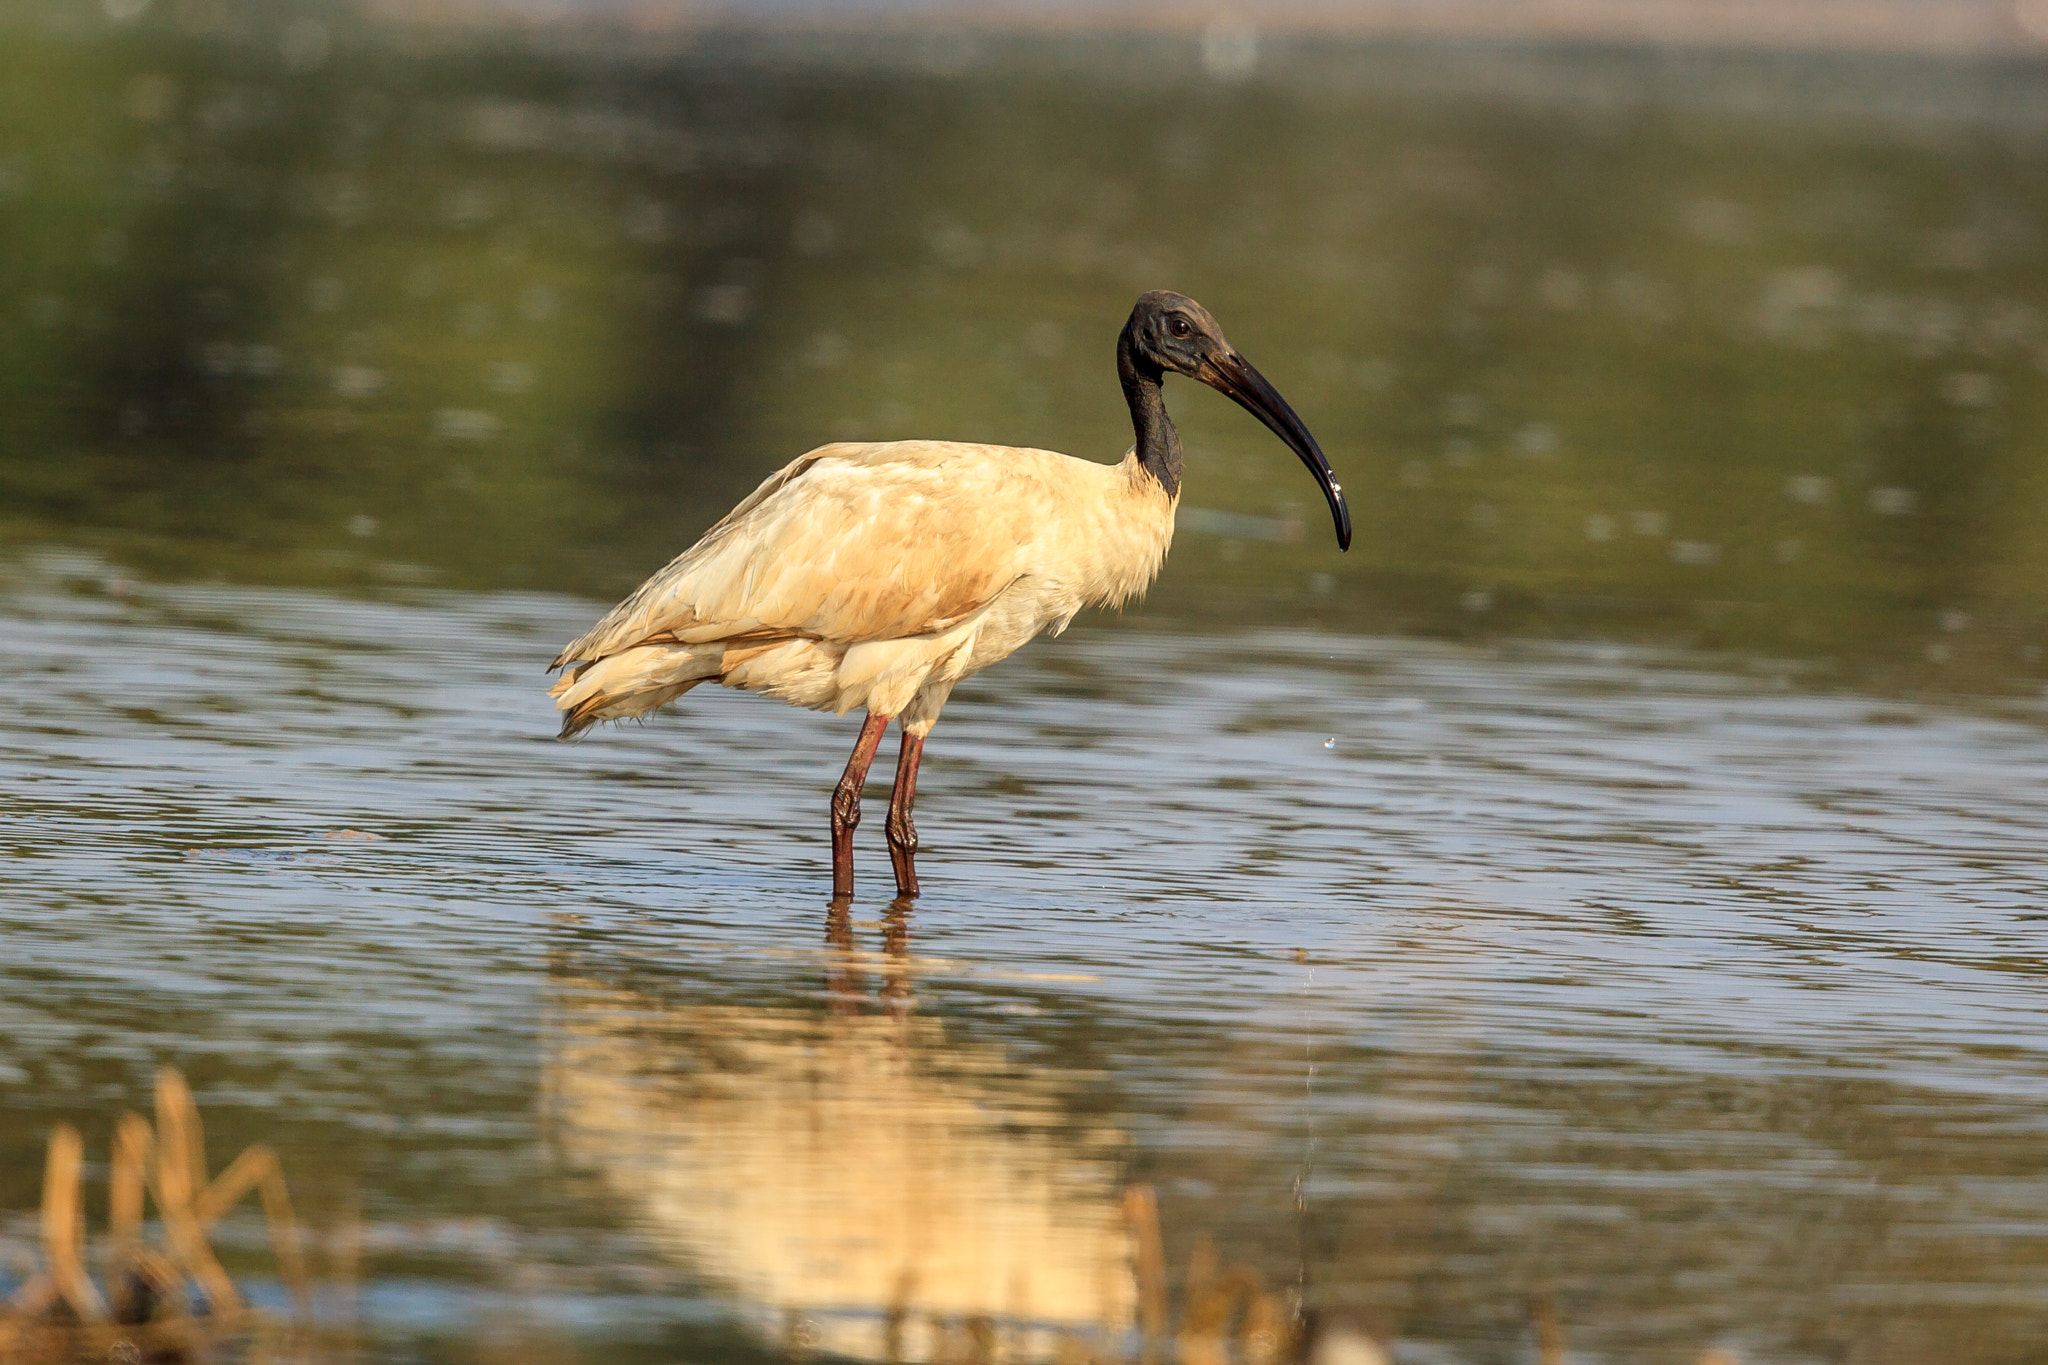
[1121,290,1231,379]
[1117,290,1352,551]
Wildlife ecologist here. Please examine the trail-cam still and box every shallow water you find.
[3,551,2046,1364]
[9,16,2048,1363]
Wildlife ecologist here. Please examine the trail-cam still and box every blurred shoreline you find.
[357,0,2048,58]
[11,0,2048,692]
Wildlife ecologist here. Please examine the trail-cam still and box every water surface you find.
[3,552,2045,1364]
[6,18,2048,1364]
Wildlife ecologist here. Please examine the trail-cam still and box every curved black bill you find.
[1197,350,1352,551]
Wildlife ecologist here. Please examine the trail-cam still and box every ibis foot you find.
[830,712,892,899]
[886,729,925,899]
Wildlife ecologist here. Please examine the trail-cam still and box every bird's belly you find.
[719,638,846,710]
[959,580,1082,677]
[795,582,1076,723]
[719,575,1108,725]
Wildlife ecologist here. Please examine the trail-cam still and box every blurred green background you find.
[7,0,2048,688]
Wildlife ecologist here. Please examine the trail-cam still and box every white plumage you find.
[550,440,1174,737]
[548,291,1349,901]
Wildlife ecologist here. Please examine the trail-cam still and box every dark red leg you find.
[886,729,925,900]
[831,712,892,900]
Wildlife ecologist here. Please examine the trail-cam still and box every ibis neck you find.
[1118,335,1183,498]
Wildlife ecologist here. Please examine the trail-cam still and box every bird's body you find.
[550,440,1174,737]
[550,291,1350,901]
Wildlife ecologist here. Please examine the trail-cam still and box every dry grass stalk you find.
[1122,1185,1168,1359]
[1121,1188,1306,1365]
[40,1126,109,1326]
[1236,1287,1289,1365]
[1052,1333,1097,1365]
[1529,1294,1565,1365]
[884,1268,917,1365]
[0,1067,313,1364]
[1174,1237,1225,1365]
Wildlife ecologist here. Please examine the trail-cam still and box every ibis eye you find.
[1167,316,1192,338]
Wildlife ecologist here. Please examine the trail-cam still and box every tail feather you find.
[549,643,725,738]
[557,679,704,737]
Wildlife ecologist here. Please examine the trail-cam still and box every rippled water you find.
[4,550,2046,1363]
[8,13,2048,1361]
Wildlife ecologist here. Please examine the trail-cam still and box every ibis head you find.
[1120,290,1352,551]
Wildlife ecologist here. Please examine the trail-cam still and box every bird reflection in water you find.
[542,900,1139,1363]
[822,896,915,1022]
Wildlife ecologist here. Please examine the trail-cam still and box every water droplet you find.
[1323,737,1336,750]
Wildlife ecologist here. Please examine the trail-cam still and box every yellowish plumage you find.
[549,440,1176,738]
[549,291,1348,900]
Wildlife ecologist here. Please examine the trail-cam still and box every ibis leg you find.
[831,711,892,899]
[886,729,925,899]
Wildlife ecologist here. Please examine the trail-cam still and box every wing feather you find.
[551,442,1051,670]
